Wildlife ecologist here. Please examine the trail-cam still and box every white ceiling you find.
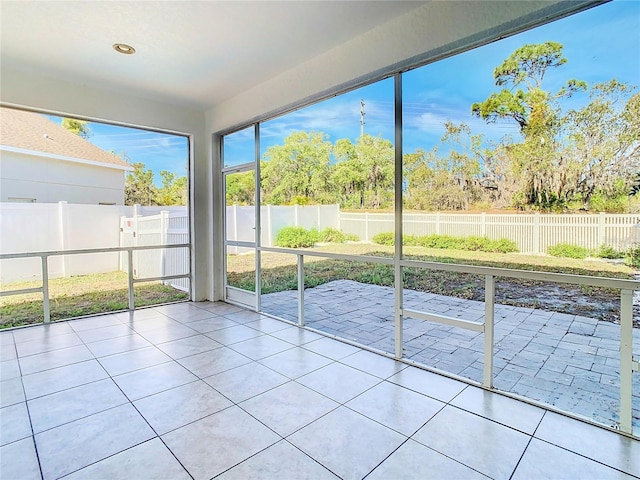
[0,1,425,110]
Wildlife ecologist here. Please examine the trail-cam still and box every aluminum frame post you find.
[483,274,495,388]
[619,289,633,434]
[41,255,50,323]
[297,255,305,326]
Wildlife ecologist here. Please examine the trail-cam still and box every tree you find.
[471,42,589,209]
[156,171,188,206]
[125,162,157,206]
[261,131,333,205]
[61,118,91,139]
[471,42,586,136]
[563,81,640,210]
[404,123,487,210]
[225,171,255,205]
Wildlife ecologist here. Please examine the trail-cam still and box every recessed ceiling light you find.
[113,43,136,55]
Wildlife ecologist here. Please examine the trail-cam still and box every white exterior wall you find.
[0,150,126,204]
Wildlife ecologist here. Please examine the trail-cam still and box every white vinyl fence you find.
[120,207,190,292]
[340,212,640,254]
[0,202,189,286]
[225,204,340,253]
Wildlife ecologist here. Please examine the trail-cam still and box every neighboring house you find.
[0,107,132,204]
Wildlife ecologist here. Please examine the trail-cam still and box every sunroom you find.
[1,1,638,479]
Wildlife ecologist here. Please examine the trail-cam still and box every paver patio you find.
[262,279,640,430]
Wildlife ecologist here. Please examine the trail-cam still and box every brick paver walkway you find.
[262,280,640,430]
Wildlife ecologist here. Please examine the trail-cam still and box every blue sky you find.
[54,1,639,180]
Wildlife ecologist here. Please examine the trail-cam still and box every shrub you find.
[317,227,345,243]
[594,244,623,259]
[547,243,589,259]
[275,226,317,248]
[372,232,519,253]
[625,244,640,268]
[372,232,395,245]
[484,238,519,253]
[403,235,421,246]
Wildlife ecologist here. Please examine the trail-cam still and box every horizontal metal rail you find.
[0,243,190,260]
[1,244,191,325]
[402,308,484,332]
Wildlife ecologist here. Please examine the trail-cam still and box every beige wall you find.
[0,150,126,204]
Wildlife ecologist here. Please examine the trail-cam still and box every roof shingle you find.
[0,107,130,168]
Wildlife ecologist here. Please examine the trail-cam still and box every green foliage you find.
[372,233,518,253]
[547,243,590,259]
[125,162,157,206]
[274,226,317,248]
[61,117,91,139]
[372,232,395,246]
[157,171,188,206]
[226,171,254,205]
[593,244,623,259]
[275,226,355,247]
[625,244,640,268]
[316,227,358,243]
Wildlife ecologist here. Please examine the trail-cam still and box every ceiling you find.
[0,1,425,111]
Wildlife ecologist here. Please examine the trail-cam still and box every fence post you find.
[598,212,606,246]
[58,201,69,277]
[233,204,238,254]
[266,205,272,247]
[436,212,441,235]
[365,212,369,241]
[533,213,541,254]
[133,204,140,276]
[160,211,169,282]
[481,212,486,237]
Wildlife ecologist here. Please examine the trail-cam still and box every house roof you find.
[0,107,131,169]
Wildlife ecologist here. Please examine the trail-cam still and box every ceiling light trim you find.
[112,43,136,55]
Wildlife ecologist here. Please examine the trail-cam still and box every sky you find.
[51,0,639,181]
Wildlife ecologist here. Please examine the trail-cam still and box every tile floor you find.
[1,301,639,480]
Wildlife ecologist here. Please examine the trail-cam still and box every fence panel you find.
[120,210,190,292]
[226,204,340,247]
[342,211,639,253]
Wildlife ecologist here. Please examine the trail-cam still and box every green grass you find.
[0,271,188,329]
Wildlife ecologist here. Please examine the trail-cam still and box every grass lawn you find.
[0,271,189,329]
